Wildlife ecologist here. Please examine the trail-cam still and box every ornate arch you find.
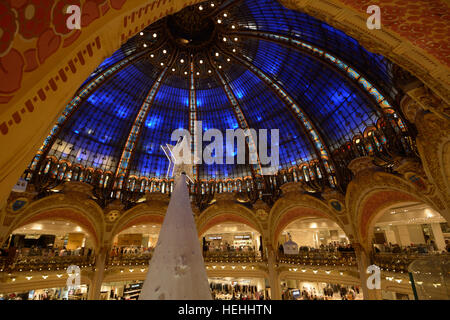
[346,168,442,250]
[197,202,263,237]
[5,194,103,248]
[110,202,166,237]
[269,191,348,249]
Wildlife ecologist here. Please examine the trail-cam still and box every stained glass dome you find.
[28,0,406,191]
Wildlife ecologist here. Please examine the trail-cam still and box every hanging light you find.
[234,37,238,41]
[180,59,184,63]
[153,33,157,38]
[199,59,204,64]
[160,62,164,66]
[208,70,212,74]
[150,54,154,58]
[232,48,236,53]
[140,32,144,36]
[172,68,176,72]
[231,25,236,29]
[143,43,147,48]
[162,49,167,54]
[215,52,219,57]
[217,19,222,24]
[210,2,215,7]
[198,5,203,10]
[223,13,228,17]
[223,37,227,42]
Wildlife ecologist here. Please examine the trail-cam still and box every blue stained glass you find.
[243,38,378,150]
[38,0,400,183]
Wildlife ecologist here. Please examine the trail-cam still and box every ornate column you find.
[0,205,9,246]
[266,244,281,300]
[87,245,110,300]
[400,92,450,222]
[353,243,382,300]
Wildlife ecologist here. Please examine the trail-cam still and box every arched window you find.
[57,162,69,180]
[292,169,298,182]
[302,166,310,182]
[315,163,323,179]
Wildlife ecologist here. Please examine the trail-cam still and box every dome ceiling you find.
[35,0,402,184]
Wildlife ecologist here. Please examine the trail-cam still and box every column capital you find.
[402,86,450,121]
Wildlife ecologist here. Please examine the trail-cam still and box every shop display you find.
[281,282,362,300]
[209,278,266,300]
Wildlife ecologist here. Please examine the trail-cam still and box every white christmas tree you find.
[139,137,211,300]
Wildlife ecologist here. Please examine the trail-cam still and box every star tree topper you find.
[161,136,199,184]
